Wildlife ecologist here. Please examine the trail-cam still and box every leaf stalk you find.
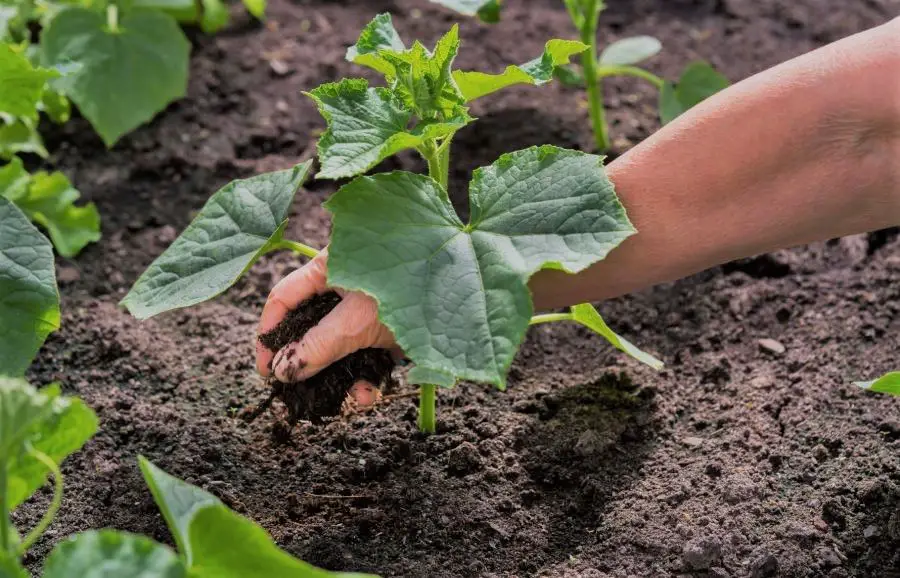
[17,445,63,556]
[418,384,437,434]
[270,239,319,259]
[106,4,119,33]
[578,0,610,151]
[529,312,574,325]
[596,64,665,89]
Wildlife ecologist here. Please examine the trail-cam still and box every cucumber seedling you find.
[122,14,663,434]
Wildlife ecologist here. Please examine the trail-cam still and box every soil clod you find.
[255,291,395,426]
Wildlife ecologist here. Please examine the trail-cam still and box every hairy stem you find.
[106,4,119,32]
[0,458,9,554]
[529,312,574,325]
[418,384,437,434]
[17,446,62,556]
[578,0,610,151]
[270,239,319,259]
[596,65,665,89]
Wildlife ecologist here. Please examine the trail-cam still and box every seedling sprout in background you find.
[434,0,730,151]
[855,372,900,396]
[122,14,664,435]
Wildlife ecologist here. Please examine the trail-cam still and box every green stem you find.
[418,384,437,434]
[578,1,610,152]
[529,312,574,325]
[106,4,119,32]
[596,65,665,89]
[17,446,62,556]
[0,458,9,554]
[270,239,319,259]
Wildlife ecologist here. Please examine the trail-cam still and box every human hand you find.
[255,250,399,406]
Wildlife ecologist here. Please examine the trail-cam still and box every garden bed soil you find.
[18,0,900,576]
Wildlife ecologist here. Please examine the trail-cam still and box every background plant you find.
[122,14,663,434]
[435,0,730,151]
[855,372,900,396]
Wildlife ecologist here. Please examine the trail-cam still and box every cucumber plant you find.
[855,372,900,396]
[434,0,730,151]
[121,14,663,434]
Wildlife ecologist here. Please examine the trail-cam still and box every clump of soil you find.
[256,292,395,425]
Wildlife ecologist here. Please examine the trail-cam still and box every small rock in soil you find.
[757,338,786,355]
[446,442,483,475]
[723,474,757,504]
[682,436,704,447]
[748,549,779,577]
[682,536,722,570]
[817,547,842,568]
[863,524,880,539]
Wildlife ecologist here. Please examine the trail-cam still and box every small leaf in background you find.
[242,0,265,19]
[4,381,98,508]
[0,198,59,376]
[187,505,376,578]
[327,146,634,388]
[0,45,58,118]
[428,0,501,23]
[41,7,190,147]
[453,39,588,101]
[138,457,221,565]
[1,161,101,258]
[120,162,312,319]
[598,35,662,66]
[43,531,186,578]
[855,372,900,396]
[569,303,663,369]
[39,88,71,124]
[0,115,47,159]
[199,0,229,33]
[553,64,584,87]
[130,0,200,23]
[659,61,728,125]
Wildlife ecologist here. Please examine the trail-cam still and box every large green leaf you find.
[0,551,27,578]
[659,61,728,125]
[598,35,661,66]
[1,158,101,258]
[570,303,663,369]
[453,39,588,101]
[306,80,464,180]
[855,372,900,396]
[120,162,312,319]
[138,457,221,565]
[43,531,186,578]
[41,7,190,146]
[1,379,98,509]
[326,146,634,387]
[187,505,376,578]
[428,0,501,23]
[0,44,57,118]
[0,197,59,376]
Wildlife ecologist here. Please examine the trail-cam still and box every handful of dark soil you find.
[253,291,395,425]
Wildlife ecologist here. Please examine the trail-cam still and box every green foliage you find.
[120,162,312,319]
[855,372,900,396]
[0,198,60,376]
[43,531,186,578]
[429,0,500,22]
[598,35,661,66]
[0,45,58,118]
[658,62,729,124]
[569,303,663,369]
[326,146,634,387]
[41,7,190,146]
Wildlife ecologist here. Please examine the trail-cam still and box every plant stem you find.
[596,65,665,89]
[18,446,62,556]
[271,239,319,259]
[106,4,119,32]
[529,312,573,325]
[579,0,610,152]
[418,383,437,434]
[0,458,9,554]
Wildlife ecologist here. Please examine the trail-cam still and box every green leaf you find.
[428,0,501,23]
[200,0,229,33]
[0,44,57,118]
[345,13,406,77]
[1,161,101,258]
[306,79,465,180]
[598,35,661,66]
[138,457,221,565]
[553,64,584,87]
[326,146,634,387]
[120,162,312,320]
[0,115,47,159]
[130,0,199,23]
[570,303,663,369]
[0,198,59,376]
[187,505,377,578]
[43,531,186,578]
[659,61,728,125]
[0,379,98,509]
[453,39,588,101]
[855,372,900,396]
[39,87,70,124]
[41,7,190,146]
[242,0,265,19]
[0,551,28,578]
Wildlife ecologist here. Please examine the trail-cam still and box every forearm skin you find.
[531,18,900,311]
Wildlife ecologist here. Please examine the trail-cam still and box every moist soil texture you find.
[256,291,395,425]
[17,0,900,576]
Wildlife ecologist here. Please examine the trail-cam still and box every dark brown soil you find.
[255,291,395,425]
[15,0,900,577]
